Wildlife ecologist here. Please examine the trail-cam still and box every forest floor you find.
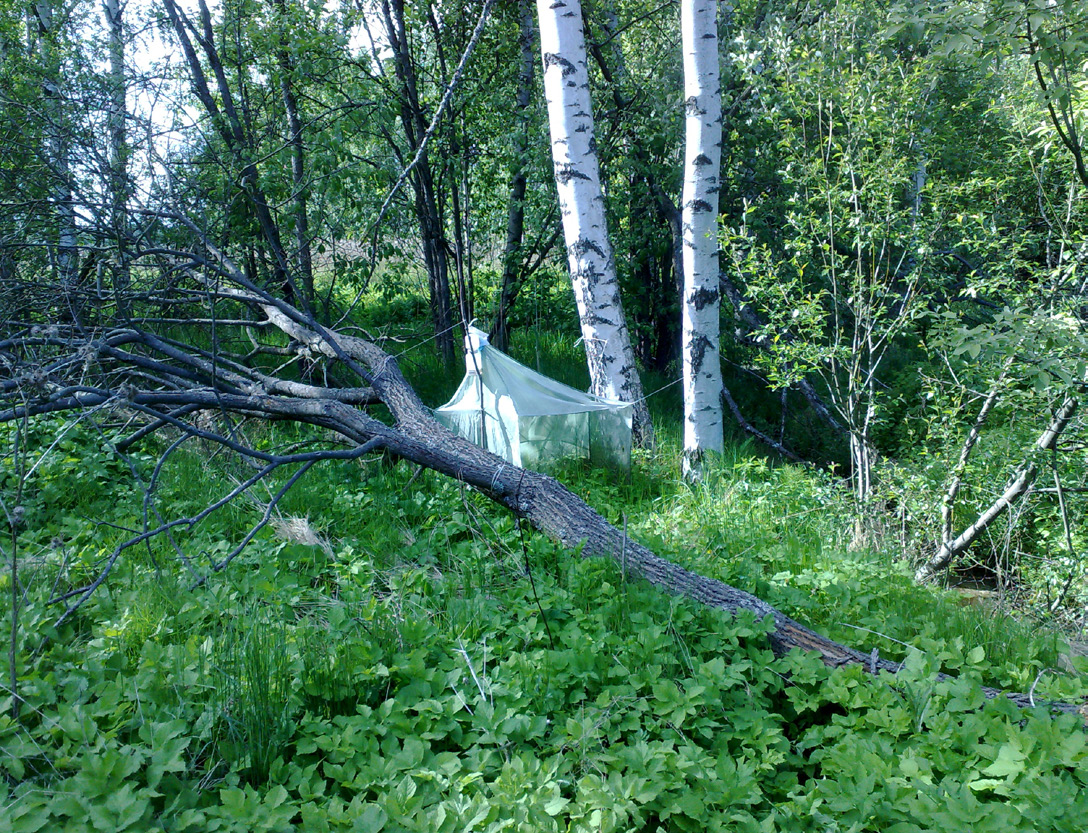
[3,337,1088,831]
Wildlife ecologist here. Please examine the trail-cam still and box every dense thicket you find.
[3,0,1088,829]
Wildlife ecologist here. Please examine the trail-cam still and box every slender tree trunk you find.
[492,0,536,352]
[680,0,724,477]
[273,0,316,314]
[460,124,474,325]
[382,0,455,362]
[940,363,1011,547]
[450,166,470,324]
[104,0,130,321]
[584,3,683,373]
[33,1,78,310]
[415,167,455,361]
[161,0,300,307]
[536,0,653,445]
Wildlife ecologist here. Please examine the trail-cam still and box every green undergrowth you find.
[3,421,1088,831]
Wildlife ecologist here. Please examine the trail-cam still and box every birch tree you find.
[536,0,653,445]
[680,0,724,476]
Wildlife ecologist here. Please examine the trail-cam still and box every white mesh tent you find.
[434,328,633,470]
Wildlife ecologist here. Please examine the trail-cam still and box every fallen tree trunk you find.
[2,263,1084,718]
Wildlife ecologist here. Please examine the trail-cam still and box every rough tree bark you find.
[1,240,1081,717]
[680,0,724,477]
[536,0,654,446]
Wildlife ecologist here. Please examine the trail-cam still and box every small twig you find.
[518,518,555,650]
[404,465,425,490]
[115,403,203,451]
[456,639,492,706]
[200,460,320,582]
[1049,448,1080,614]
[1029,668,1057,709]
[50,438,385,624]
[3,415,26,722]
[620,514,627,582]
[836,621,918,655]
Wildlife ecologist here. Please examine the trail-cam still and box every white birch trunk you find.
[681,0,723,475]
[536,0,653,445]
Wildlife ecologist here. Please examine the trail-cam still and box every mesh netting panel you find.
[435,328,633,471]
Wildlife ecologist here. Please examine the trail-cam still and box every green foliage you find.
[5,419,1087,831]
[211,611,297,784]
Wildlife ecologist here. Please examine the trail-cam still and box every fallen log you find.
[3,265,1084,719]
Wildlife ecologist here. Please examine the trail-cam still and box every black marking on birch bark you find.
[586,342,617,368]
[555,164,591,185]
[688,286,719,310]
[572,270,603,293]
[688,333,713,373]
[569,236,607,260]
[584,312,618,328]
[701,33,715,40]
[689,199,714,213]
[693,153,713,167]
[543,52,577,78]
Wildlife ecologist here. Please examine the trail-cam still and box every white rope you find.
[628,376,683,406]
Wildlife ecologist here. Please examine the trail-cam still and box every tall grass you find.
[210,610,295,784]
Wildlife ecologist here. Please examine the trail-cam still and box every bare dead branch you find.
[721,383,806,464]
[917,397,1080,583]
